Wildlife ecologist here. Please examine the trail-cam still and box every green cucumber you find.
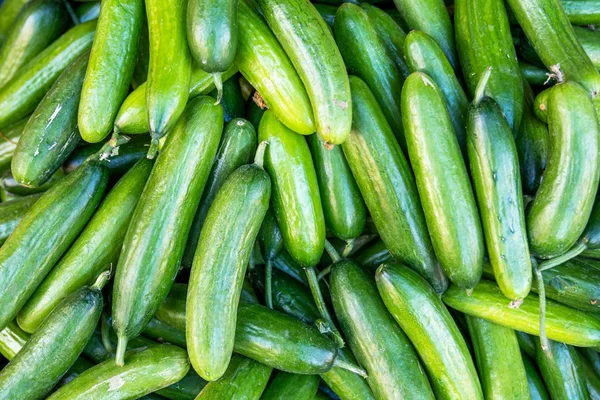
[0,159,108,331]
[0,0,28,44]
[331,260,434,399]
[0,0,68,89]
[344,75,447,292]
[113,96,222,365]
[262,371,319,400]
[273,250,310,286]
[0,20,97,130]
[354,239,393,274]
[520,61,550,86]
[0,194,41,246]
[523,353,551,400]
[0,321,28,360]
[258,209,283,262]
[402,72,483,289]
[156,370,206,400]
[82,328,156,364]
[581,352,600,400]
[562,0,600,25]
[527,81,600,258]
[17,159,152,333]
[0,117,27,174]
[376,263,482,399]
[143,317,187,348]
[533,87,550,123]
[48,344,190,400]
[575,26,600,71]
[209,76,245,122]
[75,1,101,23]
[131,15,149,89]
[78,0,144,143]
[466,316,529,399]
[2,167,64,196]
[12,51,88,188]
[0,273,108,400]
[334,3,405,146]
[315,3,337,26]
[155,283,188,332]
[443,279,600,347]
[257,0,351,144]
[581,348,600,377]
[181,118,257,268]
[246,97,266,130]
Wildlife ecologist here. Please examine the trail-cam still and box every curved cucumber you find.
[523,353,551,400]
[0,194,40,246]
[262,371,319,400]
[0,117,27,174]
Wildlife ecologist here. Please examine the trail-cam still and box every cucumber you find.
[156,370,206,400]
[245,97,266,130]
[344,75,447,292]
[443,279,600,347]
[0,159,108,331]
[523,353,551,400]
[75,1,101,22]
[0,117,27,174]
[376,263,483,399]
[0,321,28,360]
[145,0,192,155]
[465,316,530,399]
[131,15,149,89]
[402,72,484,289]
[0,0,28,44]
[455,0,524,131]
[48,344,190,400]
[0,20,97,130]
[181,118,257,268]
[17,159,153,333]
[82,328,156,364]
[581,353,600,400]
[143,317,186,348]
[0,273,108,400]
[257,0,351,144]
[527,81,600,258]
[258,110,325,268]
[209,76,245,122]
[575,26,600,70]
[334,3,406,146]
[155,283,188,331]
[258,209,283,262]
[331,260,435,399]
[0,0,68,89]
[314,3,337,26]
[273,250,310,286]
[2,167,64,196]
[236,0,314,135]
[354,239,393,274]
[581,348,600,377]
[0,194,41,246]
[520,61,551,87]
[562,0,600,25]
[262,371,319,400]
[533,88,550,123]
[12,51,88,188]
[112,96,223,365]
[78,0,144,143]
[195,355,272,400]
[405,30,469,155]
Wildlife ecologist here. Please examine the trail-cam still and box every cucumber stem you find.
[147,137,160,160]
[91,270,111,291]
[254,141,268,168]
[333,358,368,378]
[265,258,273,309]
[305,267,344,348]
[317,266,331,281]
[101,313,114,354]
[115,335,128,367]
[324,240,341,263]
[538,241,587,271]
[473,66,492,106]
[341,238,355,258]
[213,72,223,105]
[532,258,549,353]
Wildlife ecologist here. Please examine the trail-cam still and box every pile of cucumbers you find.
[1,0,600,398]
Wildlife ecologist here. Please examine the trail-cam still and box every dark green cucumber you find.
[195,355,272,400]
[562,0,600,25]
[113,96,222,365]
[262,371,319,400]
[181,118,257,268]
[12,51,88,188]
[273,250,310,286]
[527,82,600,258]
[0,0,68,89]
[0,20,97,130]
[520,61,551,86]
[131,16,149,89]
[78,0,144,143]
[315,3,337,26]
[82,328,156,364]
[246,97,266,130]
[581,348,600,377]
[257,0,351,144]
[0,194,40,245]
[343,75,447,292]
[0,273,108,400]
[376,263,482,399]
[0,159,108,331]
[0,321,28,360]
[236,0,314,135]
[48,344,190,400]
[156,369,207,400]
[465,316,529,399]
[143,317,187,348]
[75,1,101,23]
[443,279,600,347]
[331,260,435,399]
[0,117,27,174]
[455,0,524,131]
[354,239,393,274]
[187,149,271,381]
[258,209,283,262]
[523,353,551,400]
[535,338,590,399]
[155,283,188,332]
[405,30,469,155]
[334,3,406,146]
[2,167,64,196]
[533,87,551,123]
[402,72,483,289]
[581,352,600,400]
[575,26,600,71]
[0,0,28,44]
[259,110,325,268]
[17,159,152,333]
[209,76,245,122]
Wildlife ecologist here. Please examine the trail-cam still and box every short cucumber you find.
[0,0,28,44]
[209,75,245,122]
[376,263,483,399]
[262,371,319,400]
[0,194,41,246]
[523,353,551,400]
[0,117,27,174]
[562,0,600,25]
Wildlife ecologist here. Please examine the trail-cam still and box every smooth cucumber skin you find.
[344,75,447,293]
[575,26,600,70]
[132,17,149,89]
[308,133,366,240]
[527,82,600,258]
[0,0,28,44]
[257,0,351,144]
[17,159,153,333]
[465,316,530,399]
[405,30,469,155]
[334,3,405,147]
[443,279,600,347]
[331,260,435,400]
[75,1,101,23]
[48,345,190,400]
[259,110,325,268]
[78,0,144,143]
[0,20,97,130]
[0,193,41,246]
[375,263,482,399]
[0,117,27,174]
[354,239,393,274]
[195,355,272,400]
[12,51,88,188]
[145,0,192,140]
[262,371,319,400]
[523,354,551,400]
[113,97,222,347]
[258,209,283,261]
[181,118,257,268]
[562,0,600,25]
[0,0,68,89]
[467,97,532,300]
[0,160,107,332]
[187,0,237,73]
[0,284,103,400]
[402,72,484,289]
[455,0,524,131]
[236,0,314,135]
